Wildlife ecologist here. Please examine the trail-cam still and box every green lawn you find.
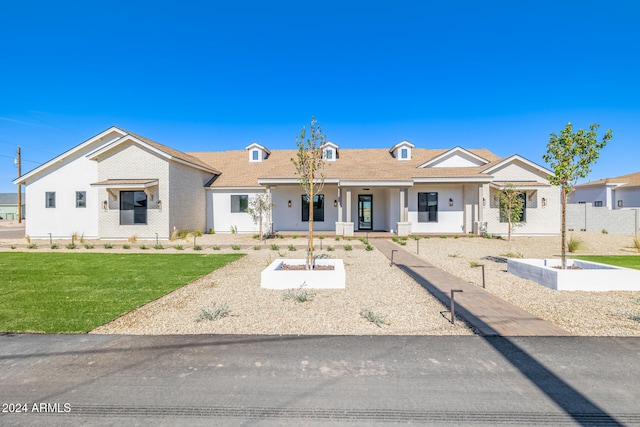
[572,255,640,270]
[0,252,244,333]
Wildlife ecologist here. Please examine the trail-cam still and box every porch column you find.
[396,188,411,236]
[478,184,484,223]
[266,186,273,236]
[337,187,343,222]
[345,188,352,223]
[343,188,354,236]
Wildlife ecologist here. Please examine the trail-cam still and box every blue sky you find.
[1,1,638,193]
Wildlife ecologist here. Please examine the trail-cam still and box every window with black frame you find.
[418,192,438,222]
[301,194,324,222]
[120,191,147,225]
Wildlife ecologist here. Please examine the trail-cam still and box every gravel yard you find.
[3,226,639,336]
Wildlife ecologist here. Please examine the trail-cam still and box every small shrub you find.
[470,261,480,268]
[208,228,215,234]
[128,235,138,243]
[319,235,325,240]
[84,244,94,249]
[65,243,76,249]
[123,244,131,249]
[278,234,284,239]
[440,235,447,239]
[398,240,406,246]
[231,244,241,250]
[230,225,237,234]
[483,233,503,240]
[154,244,164,250]
[173,244,184,250]
[344,244,353,251]
[365,244,374,251]
[140,244,149,250]
[411,235,420,241]
[104,242,113,249]
[334,236,341,241]
[270,243,280,251]
[253,245,261,250]
[288,244,297,251]
[196,303,231,322]
[392,237,399,243]
[628,313,640,323]
[292,234,298,239]
[359,237,368,244]
[193,230,203,237]
[360,307,390,327]
[283,284,316,303]
[454,235,459,239]
[193,245,202,251]
[448,253,460,258]
[423,235,430,239]
[567,235,584,253]
[601,228,608,234]
[79,233,85,244]
[327,246,335,251]
[212,245,221,251]
[50,243,59,249]
[10,245,16,249]
[252,234,260,239]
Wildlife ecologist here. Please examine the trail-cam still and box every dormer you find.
[245,142,270,162]
[389,141,414,161]
[321,142,339,162]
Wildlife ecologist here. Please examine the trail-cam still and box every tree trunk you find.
[561,187,567,270]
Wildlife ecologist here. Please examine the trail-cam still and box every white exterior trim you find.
[418,146,489,168]
[483,154,553,176]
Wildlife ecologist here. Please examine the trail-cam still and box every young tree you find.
[499,184,525,241]
[543,123,612,269]
[291,117,327,269]
[247,192,273,241]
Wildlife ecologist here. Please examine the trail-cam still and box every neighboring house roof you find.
[575,171,640,189]
[190,148,505,188]
[0,193,24,205]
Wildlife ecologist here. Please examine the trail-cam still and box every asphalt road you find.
[1,334,639,426]
[0,223,24,240]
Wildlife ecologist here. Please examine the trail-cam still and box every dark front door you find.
[358,195,373,230]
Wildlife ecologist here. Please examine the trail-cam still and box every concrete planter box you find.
[507,258,640,291]
[261,259,346,289]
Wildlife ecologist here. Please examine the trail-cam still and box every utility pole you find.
[17,147,22,223]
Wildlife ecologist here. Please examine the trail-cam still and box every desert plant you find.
[154,244,164,250]
[602,229,608,234]
[66,243,76,249]
[327,246,334,251]
[196,303,231,322]
[470,261,480,268]
[501,251,524,258]
[344,245,353,251]
[252,234,260,239]
[292,234,298,239]
[104,242,113,249]
[448,253,460,258]
[84,244,94,249]
[319,235,325,240]
[50,243,59,249]
[628,313,640,323]
[287,244,297,251]
[208,228,215,234]
[270,243,280,251]
[365,244,374,251]
[212,245,220,250]
[123,244,131,249]
[360,307,390,327]
[567,235,584,253]
[10,245,16,249]
[231,244,241,250]
[128,235,138,243]
[230,225,237,234]
[193,230,203,237]
[193,245,202,251]
[173,244,184,250]
[334,236,341,241]
[283,284,316,303]
[633,236,640,253]
[140,244,149,250]
[253,245,261,250]
[79,233,85,244]
[440,235,447,239]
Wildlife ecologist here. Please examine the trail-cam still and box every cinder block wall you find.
[567,204,640,235]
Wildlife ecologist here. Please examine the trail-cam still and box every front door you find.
[358,195,373,230]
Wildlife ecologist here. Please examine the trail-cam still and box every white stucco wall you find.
[569,186,609,207]
[615,187,640,209]
[209,189,265,233]
[23,147,99,239]
[270,185,340,232]
[408,184,465,233]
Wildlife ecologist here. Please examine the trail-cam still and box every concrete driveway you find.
[1,334,639,425]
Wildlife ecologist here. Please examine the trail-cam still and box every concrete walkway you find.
[373,240,572,337]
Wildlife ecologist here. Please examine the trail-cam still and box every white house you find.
[14,126,561,239]
[569,172,640,209]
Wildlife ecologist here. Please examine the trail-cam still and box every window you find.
[76,191,86,208]
[401,148,408,159]
[252,150,259,161]
[418,192,438,222]
[231,195,249,212]
[120,191,147,225]
[500,193,526,222]
[302,194,324,222]
[45,192,56,208]
[594,201,603,207]
[325,149,333,160]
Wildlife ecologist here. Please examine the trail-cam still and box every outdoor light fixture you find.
[103,200,108,211]
[542,198,547,207]
[334,199,338,207]
[618,200,623,208]
[288,200,292,208]
[482,198,486,206]
[449,198,453,207]
[157,200,162,210]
